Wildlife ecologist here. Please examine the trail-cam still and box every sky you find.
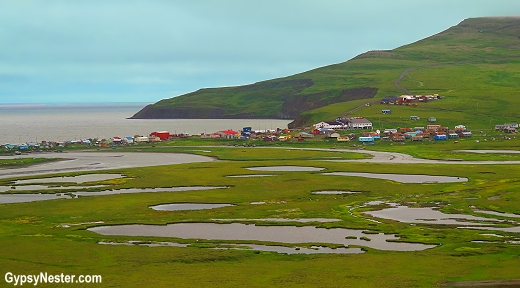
[1,1,519,104]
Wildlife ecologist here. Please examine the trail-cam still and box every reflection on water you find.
[365,206,502,226]
[248,166,324,172]
[312,191,360,195]
[0,186,229,204]
[98,241,364,254]
[226,175,276,178]
[150,203,235,211]
[89,223,436,251]
[14,174,124,184]
[212,218,341,223]
[323,172,468,183]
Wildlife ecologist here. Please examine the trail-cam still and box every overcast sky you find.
[1,1,519,104]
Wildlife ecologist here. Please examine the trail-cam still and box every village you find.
[2,115,518,152]
[2,94,518,151]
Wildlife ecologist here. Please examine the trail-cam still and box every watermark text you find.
[5,272,102,286]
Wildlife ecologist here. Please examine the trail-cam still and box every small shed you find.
[427,117,437,122]
[382,109,392,114]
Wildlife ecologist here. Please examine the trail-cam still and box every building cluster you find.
[368,124,473,142]
[2,131,189,151]
[380,94,442,105]
[200,127,293,142]
[313,117,373,131]
[495,123,518,133]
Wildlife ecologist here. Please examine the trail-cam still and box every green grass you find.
[0,158,57,167]
[1,144,520,287]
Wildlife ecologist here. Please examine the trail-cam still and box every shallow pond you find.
[73,186,229,197]
[226,175,276,178]
[150,203,235,211]
[312,191,360,195]
[99,241,363,254]
[247,166,324,172]
[89,223,436,251]
[0,184,106,192]
[0,193,72,204]
[365,206,501,226]
[0,186,228,204]
[212,218,341,223]
[14,174,124,184]
[473,209,520,219]
[323,172,468,183]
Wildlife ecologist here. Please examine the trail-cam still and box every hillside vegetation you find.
[131,17,520,129]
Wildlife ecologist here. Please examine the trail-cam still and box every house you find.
[454,125,467,132]
[411,136,423,141]
[393,136,406,142]
[337,136,350,142]
[382,109,392,114]
[358,136,374,142]
[150,131,170,140]
[218,130,240,139]
[296,132,314,138]
[504,127,517,133]
[362,132,380,139]
[434,134,447,140]
[427,124,441,131]
[134,136,149,143]
[427,117,437,122]
[123,136,134,144]
[384,128,398,135]
[350,118,372,129]
[458,131,472,138]
[505,123,519,128]
[314,121,345,130]
[448,133,459,139]
[410,116,420,120]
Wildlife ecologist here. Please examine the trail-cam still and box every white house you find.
[314,121,345,130]
[349,118,373,129]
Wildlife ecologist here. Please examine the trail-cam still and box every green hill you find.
[131,17,520,129]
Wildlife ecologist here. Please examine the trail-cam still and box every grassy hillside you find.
[132,17,520,129]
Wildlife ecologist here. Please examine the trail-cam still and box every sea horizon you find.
[0,103,292,144]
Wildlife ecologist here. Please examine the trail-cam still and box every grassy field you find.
[1,144,520,287]
[0,157,57,167]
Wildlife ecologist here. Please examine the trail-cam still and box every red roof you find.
[220,130,238,135]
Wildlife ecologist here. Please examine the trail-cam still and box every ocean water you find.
[0,103,292,144]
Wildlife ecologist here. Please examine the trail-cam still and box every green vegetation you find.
[0,158,57,167]
[132,17,520,131]
[3,17,520,287]
[1,145,520,287]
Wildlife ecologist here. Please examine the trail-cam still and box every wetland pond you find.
[365,206,503,226]
[323,172,468,183]
[247,166,324,172]
[150,203,235,211]
[13,174,124,184]
[0,186,228,204]
[312,191,360,195]
[89,223,436,251]
[99,241,364,255]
